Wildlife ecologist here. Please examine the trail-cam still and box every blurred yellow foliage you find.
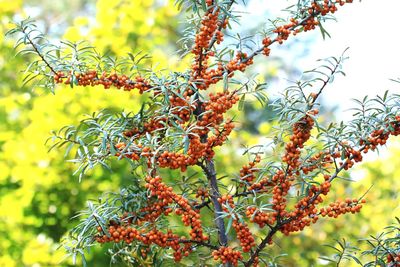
[0,1,187,266]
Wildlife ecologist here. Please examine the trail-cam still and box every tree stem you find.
[201,159,229,246]
[201,159,233,267]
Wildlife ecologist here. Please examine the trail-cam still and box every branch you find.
[308,49,348,108]
[175,238,219,250]
[193,186,270,210]
[244,225,279,267]
[240,12,318,66]
[21,26,58,76]
[199,160,229,247]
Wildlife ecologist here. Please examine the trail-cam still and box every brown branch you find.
[174,238,219,250]
[199,160,229,247]
[244,223,282,267]
[308,50,346,109]
[194,185,270,210]
[21,27,58,76]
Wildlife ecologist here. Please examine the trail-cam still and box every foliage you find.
[0,0,182,266]
[321,218,400,266]
[3,0,400,267]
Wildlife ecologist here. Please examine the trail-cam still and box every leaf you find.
[182,135,190,154]
[238,94,246,111]
[318,21,331,40]
[226,217,233,233]
[201,0,207,11]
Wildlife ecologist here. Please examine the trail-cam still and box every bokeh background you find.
[0,0,399,266]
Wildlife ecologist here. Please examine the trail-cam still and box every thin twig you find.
[21,27,58,76]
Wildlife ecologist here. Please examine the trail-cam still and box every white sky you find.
[244,0,400,162]
[244,0,400,114]
[301,0,400,112]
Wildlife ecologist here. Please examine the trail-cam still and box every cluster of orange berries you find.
[196,62,225,89]
[216,196,256,253]
[273,18,299,44]
[215,195,257,256]
[120,118,165,140]
[309,0,352,17]
[320,198,365,218]
[204,91,240,115]
[193,11,220,51]
[282,111,317,170]
[235,1,354,84]
[189,1,353,90]
[153,127,232,170]
[302,15,319,32]
[191,2,227,86]
[95,222,138,244]
[281,215,320,236]
[145,176,207,242]
[333,116,400,171]
[269,111,318,217]
[280,188,325,235]
[248,170,278,191]
[361,117,400,152]
[387,253,400,267]
[301,151,333,174]
[262,37,272,56]
[136,201,173,225]
[156,149,196,171]
[246,206,276,228]
[212,246,243,267]
[232,220,256,252]
[114,142,140,160]
[319,177,332,195]
[271,178,292,216]
[239,155,261,185]
[302,1,352,32]
[272,110,391,234]
[198,91,238,131]
[53,70,151,93]
[337,144,362,170]
[95,223,192,262]
[114,132,230,172]
[195,187,209,200]
[192,0,225,55]
[362,128,389,150]
[97,175,213,262]
[225,52,254,73]
[113,139,209,171]
[217,194,234,211]
[206,120,235,147]
[168,94,196,122]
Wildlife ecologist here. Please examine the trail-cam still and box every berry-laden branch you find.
[7,0,400,266]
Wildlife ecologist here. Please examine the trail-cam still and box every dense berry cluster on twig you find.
[212,246,243,267]
[54,70,151,92]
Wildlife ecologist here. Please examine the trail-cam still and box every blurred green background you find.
[0,0,398,266]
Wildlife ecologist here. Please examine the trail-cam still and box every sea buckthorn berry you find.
[232,220,256,252]
[212,246,243,266]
